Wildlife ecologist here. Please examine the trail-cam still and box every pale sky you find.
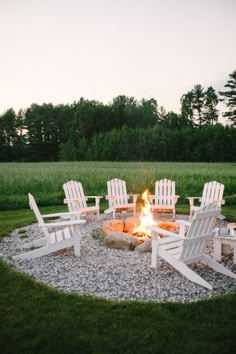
[0,0,235,115]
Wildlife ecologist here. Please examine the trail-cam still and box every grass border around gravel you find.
[0,259,236,354]
[0,205,236,353]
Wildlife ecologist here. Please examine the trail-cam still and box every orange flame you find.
[133,189,157,239]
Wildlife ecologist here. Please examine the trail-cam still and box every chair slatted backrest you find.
[154,179,175,207]
[28,193,50,243]
[63,180,87,211]
[107,178,129,208]
[180,203,220,263]
[201,181,224,207]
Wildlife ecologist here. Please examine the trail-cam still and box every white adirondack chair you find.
[13,193,86,260]
[105,178,138,218]
[187,181,225,221]
[148,203,236,290]
[149,179,179,220]
[63,180,102,219]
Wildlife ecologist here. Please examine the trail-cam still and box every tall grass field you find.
[0,161,235,210]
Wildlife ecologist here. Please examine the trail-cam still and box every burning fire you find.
[133,189,157,240]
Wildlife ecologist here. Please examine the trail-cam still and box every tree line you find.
[0,70,235,162]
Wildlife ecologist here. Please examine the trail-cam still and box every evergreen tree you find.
[219,70,236,126]
[25,103,61,161]
[192,84,205,127]
[138,98,160,126]
[0,108,19,160]
[180,91,194,126]
[204,86,219,125]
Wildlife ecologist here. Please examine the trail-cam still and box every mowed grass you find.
[0,162,236,353]
[0,258,236,354]
[0,161,236,210]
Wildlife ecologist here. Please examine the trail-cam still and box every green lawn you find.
[0,258,236,354]
[0,161,236,353]
[0,206,236,353]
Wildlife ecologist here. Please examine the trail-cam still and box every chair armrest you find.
[186,197,200,207]
[86,196,103,199]
[86,196,102,207]
[214,199,225,206]
[147,225,185,239]
[175,219,190,236]
[42,211,81,218]
[218,214,225,221]
[174,195,180,204]
[200,198,225,206]
[176,220,190,226]
[39,219,86,228]
[105,196,116,211]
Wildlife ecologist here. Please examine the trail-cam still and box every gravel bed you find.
[1,213,236,303]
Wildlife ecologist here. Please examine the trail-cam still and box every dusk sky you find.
[0,0,235,115]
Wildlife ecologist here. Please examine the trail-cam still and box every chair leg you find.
[13,238,73,260]
[22,237,47,249]
[13,246,52,260]
[73,225,81,256]
[213,238,222,261]
[173,208,175,221]
[201,255,236,280]
[190,208,194,222]
[151,236,159,268]
[159,250,213,290]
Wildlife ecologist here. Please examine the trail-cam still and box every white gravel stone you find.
[0,213,236,303]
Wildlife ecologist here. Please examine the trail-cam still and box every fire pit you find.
[93,190,179,252]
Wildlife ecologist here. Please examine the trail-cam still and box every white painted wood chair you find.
[187,181,225,221]
[13,193,86,260]
[105,178,138,218]
[149,179,179,220]
[63,180,102,219]
[148,203,236,290]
